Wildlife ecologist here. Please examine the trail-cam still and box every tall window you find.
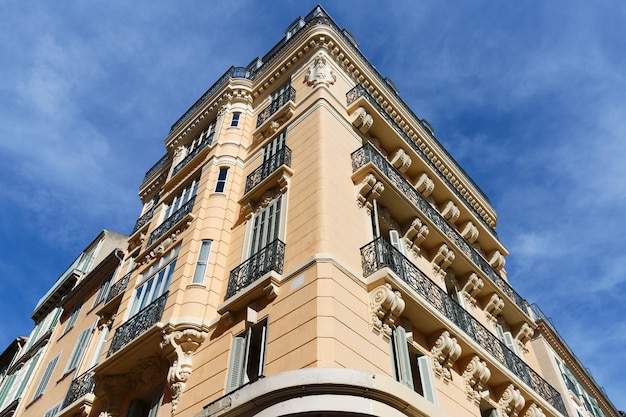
[93,273,113,307]
[214,167,229,193]
[163,179,199,220]
[192,241,212,284]
[226,318,268,392]
[32,354,60,399]
[63,304,82,334]
[495,323,519,355]
[270,82,291,108]
[129,246,180,317]
[390,326,437,404]
[249,196,282,256]
[230,112,241,127]
[64,327,93,374]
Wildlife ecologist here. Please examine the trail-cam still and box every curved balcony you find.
[62,368,95,409]
[171,134,214,178]
[147,197,196,246]
[131,208,154,234]
[352,143,529,315]
[361,237,566,415]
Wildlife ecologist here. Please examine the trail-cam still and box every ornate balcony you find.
[147,197,196,246]
[171,134,214,177]
[352,143,529,315]
[256,87,296,128]
[62,368,95,408]
[142,154,169,183]
[131,207,154,234]
[361,237,566,415]
[104,272,131,304]
[245,147,292,194]
[107,292,168,356]
[226,240,285,299]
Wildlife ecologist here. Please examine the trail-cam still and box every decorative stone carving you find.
[370,283,405,338]
[304,52,337,87]
[429,330,461,382]
[461,355,491,405]
[489,250,506,271]
[377,206,400,231]
[172,145,189,168]
[514,323,534,353]
[522,403,546,417]
[414,173,434,198]
[357,174,384,212]
[461,273,484,307]
[460,221,479,243]
[432,244,455,280]
[351,107,373,134]
[390,148,412,173]
[161,328,208,415]
[498,384,525,417]
[484,294,505,323]
[403,218,429,255]
[440,200,460,224]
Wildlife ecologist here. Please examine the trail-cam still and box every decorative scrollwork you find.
[369,283,405,338]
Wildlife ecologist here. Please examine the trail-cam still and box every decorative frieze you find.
[429,330,461,382]
[304,52,337,87]
[432,244,455,280]
[461,355,491,405]
[390,148,412,173]
[414,172,434,198]
[440,200,460,224]
[403,218,429,255]
[498,384,525,417]
[369,283,405,338]
[461,273,484,308]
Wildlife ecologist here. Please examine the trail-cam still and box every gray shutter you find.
[503,331,519,355]
[392,327,414,389]
[33,354,59,399]
[256,323,268,379]
[389,230,406,256]
[226,336,246,392]
[418,355,437,404]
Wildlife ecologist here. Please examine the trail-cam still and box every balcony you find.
[147,197,196,246]
[352,143,529,316]
[170,134,214,178]
[226,239,285,299]
[346,85,497,237]
[245,147,292,194]
[131,207,154,234]
[105,272,130,305]
[361,237,567,416]
[142,154,169,183]
[107,292,168,356]
[256,86,296,129]
[61,368,95,409]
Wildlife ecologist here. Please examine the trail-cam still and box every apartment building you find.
[6,5,619,417]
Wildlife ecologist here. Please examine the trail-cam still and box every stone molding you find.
[429,330,461,382]
[414,172,434,198]
[356,173,384,213]
[498,384,526,417]
[350,106,373,134]
[369,283,405,338]
[484,293,505,324]
[440,200,460,224]
[390,148,412,173]
[432,244,455,280]
[403,218,429,256]
[461,273,484,308]
[461,355,491,405]
[460,221,479,243]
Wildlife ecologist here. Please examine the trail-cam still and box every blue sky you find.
[1,0,624,410]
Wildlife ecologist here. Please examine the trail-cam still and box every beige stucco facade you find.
[4,6,619,417]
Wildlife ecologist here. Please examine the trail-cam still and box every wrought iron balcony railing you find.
[171,134,214,177]
[352,143,529,315]
[62,368,95,408]
[104,271,131,304]
[256,87,296,128]
[147,196,196,246]
[360,237,567,415]
[142,154,169,183]
[347,85,496,236]
[107,292,168,356]
[226,239,285,299]
[244,147,292,194]
[132,207,154,234]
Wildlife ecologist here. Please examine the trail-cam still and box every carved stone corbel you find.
[356,174,384,212]
[304,52,337,87]
[403,218,429,255]
[461,273,484,308]
[369,283,405,338]
[414,173,434,198]
[161,328,208,415]
[390,148,412,173]
[460,221,479,243]
[432,244,455,280]
[440,200,461,224]
[514,323,534,353]
[351,107,373,134]
[429,330,461,382]
[488,250,506,271]
[522,403,546,417]
[484,294,505,324]
[498,384,525,417]
[461,355,491,405]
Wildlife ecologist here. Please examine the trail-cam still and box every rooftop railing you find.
[244,147,292,194]
[226,240,285,299]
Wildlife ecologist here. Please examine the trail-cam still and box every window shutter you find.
[389,230,406,256]
[65,327,93,373]
[226,336,246,393]
[503,331,519,355]
[417,355,437,404]
[392,327,414,389]
[255,323,268,380]
[33,354,60,399]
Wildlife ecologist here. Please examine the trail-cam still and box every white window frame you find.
[226,318,268,393]
[230,112,241,127]
[85,326,110,370]
[129,245,180,318]
[32,353,60,399]
[192,240,212,284]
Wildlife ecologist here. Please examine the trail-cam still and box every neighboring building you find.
[529,305,618,417]
[0,230,127,417]
[7,5,620,417]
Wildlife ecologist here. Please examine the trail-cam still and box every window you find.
[127,383,164,417]
[64,327,93,374]
[93,273,114,307]
[85,326,109,370]
[230,112,241,127]
[163,179,199,220]
[32,354,60,399]
[389,230,407,256]
[226,318,268,392]
[129,246,180,317]
[495,324,519,355]
[214,167,229,193]
[192,122,216,151]
[192,241,212,284]
[43,402,63,417]
[270,82,291,107]
[248,196,283,256]
[390,326,437,404]
[63,304,82,334]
